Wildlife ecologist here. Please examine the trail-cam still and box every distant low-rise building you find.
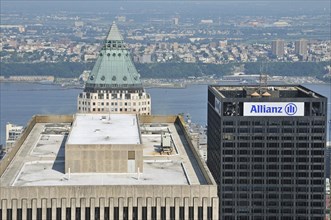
[5,123,24,151]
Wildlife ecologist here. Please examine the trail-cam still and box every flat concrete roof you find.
[1,118,208,186]
[67,114,140,145]
[211,85,325,99]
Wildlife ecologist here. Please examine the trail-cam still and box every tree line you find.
[0,61,329,79]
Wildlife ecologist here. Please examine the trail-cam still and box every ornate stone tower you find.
[77,22,151,115]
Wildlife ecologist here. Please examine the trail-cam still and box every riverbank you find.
[1,75,328,89]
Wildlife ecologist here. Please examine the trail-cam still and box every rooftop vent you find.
[250,91,260,97]
[262,91,271,97]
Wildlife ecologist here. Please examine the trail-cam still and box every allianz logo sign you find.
[250,103,297,115]
[244,102,304,116]
[284,103,297,115]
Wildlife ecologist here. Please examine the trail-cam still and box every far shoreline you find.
[0,77,329,89]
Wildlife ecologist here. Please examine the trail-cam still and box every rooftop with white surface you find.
[0,114,212,187]
[67,113,140,145]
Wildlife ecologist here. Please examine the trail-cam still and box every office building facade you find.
[207,85,327,219]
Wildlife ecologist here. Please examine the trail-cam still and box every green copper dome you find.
[85,22,142,91]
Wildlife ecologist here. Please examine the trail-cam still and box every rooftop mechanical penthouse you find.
[207,85,327,220]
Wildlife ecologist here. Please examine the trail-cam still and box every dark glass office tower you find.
[207,85,327,220]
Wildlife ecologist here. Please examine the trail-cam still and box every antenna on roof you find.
[259,61,268,94]
[108,103,111,121]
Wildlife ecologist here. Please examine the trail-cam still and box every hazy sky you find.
[1,1,330,17]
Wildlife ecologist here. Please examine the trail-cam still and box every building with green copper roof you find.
[78,22,151,115]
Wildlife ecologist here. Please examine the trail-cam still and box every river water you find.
[0,82,330,145]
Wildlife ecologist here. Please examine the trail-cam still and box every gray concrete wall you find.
[35,114,73,124]
[0,185,219,220]
[139,115,177,124]
[175,116,216,186]
[65,144,144,173]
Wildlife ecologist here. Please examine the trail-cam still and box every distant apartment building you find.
[271,39,285,57]
[219,40,227,49]
[200,20,213,24]
[117,16,126,22]
[140,54,152,63]
[295,39,308,60]
[77,22,151,115]
[173,17,179,25]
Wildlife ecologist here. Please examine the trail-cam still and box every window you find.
[17,209,22,220]
[160,207,166,220]
[123,207,128,220]
[239,121,250,126]
[6,209,12,220]
[113,207,119,220]
[239,157,249,162]
[224,157,235,162]
[151,207,156,220]
[253,136,264,140]
[179,207,184,220]
[128,151,135,160]
[254,121,265,126]
[312,143,324,148]
[37,208,42,220]
[252,194,263,199]
[267,128,279,133]
[104,207,110,220]
[239,128,249,133]
[223,128,235,133]
[75,208,81,220]
[223,201,235,206]
[253,128,263,133]
[282,121,294,126]
[141,207,147,220]
[223,121,234,126]
[312,120,324,125]
[239,143,249,148]
[27,209,32,220]
[282,128,293,133]
[252,143,263,148]
[253,172,263,177]
[133,207,138,220]
[170,207,175,220]
[56,208,61,220]
[95,207,100,220]
[253,157,264,163]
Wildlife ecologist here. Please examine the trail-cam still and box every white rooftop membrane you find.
[67,114,140,145]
